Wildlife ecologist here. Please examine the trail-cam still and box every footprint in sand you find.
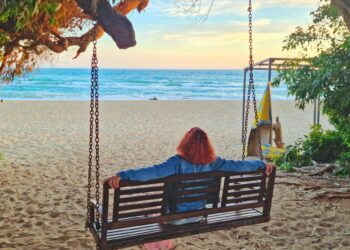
[215,231,231,241]
[289,226,300,231]
[319,221,333,227]
[35,221,46,227]
[275,240,287,247]
[311,227,328,236]
[49,211,60,218]
[294,230,310,237]
[341,239,350,247]
[271,221,284,227]
[295,222,307,228]
[3,189,16,195]
[268,226,289,236]
[25,205,36,215]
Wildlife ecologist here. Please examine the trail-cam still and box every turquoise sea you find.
[0,68,290,100]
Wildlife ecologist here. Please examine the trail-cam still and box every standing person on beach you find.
[105,127,275,250]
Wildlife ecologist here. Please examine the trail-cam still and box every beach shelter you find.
[85,1,276,249]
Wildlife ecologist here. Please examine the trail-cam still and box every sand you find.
[0,100,349,250]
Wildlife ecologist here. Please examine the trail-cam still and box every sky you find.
[50,0,320,69]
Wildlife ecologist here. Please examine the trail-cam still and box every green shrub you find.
[335,152,350,177]
[279,162,295,172]
[0,152,4,160]
[274,125,350,177]
[273,139,312,169]
[270,1,350,178]
[302,125,345,163]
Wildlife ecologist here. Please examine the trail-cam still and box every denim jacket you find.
[117,155,265,214]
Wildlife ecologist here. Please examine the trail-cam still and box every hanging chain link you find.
[86,25,101,238]
[242,0,263,160]
[92,37,101,230]
[86,42,96,229]
[242,76,252,160]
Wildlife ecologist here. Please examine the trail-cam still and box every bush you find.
[302,125,345,163]
[336,152,350,177]
[270,1,350,178]
[273,125,350,177]
[274,139,312,170]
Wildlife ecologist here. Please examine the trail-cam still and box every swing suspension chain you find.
[92,37,101,228]
[242,76,252,160]
[86,61,95,228]
[86,25,101,234]
[242,0,263,160]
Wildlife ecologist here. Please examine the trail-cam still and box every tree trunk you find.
[332,0,350,30]
[76,0,136,49]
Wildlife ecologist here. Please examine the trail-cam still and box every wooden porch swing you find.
[85,1,276,249]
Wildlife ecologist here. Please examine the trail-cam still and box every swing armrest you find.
[90,200,104,216]
[90,199,98,208]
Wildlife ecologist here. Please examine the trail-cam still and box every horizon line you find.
[38,67,244,71]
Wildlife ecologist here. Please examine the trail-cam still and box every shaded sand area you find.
[1,100,349,250]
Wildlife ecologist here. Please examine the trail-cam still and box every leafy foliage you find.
[274,139,312,171]
[0,0,149,82]
[282,1,349,54]
[272,0,350,177]
[336,152,350,177]
[0,0,89,81]
[302,125,346,163]
[274,126,350,177]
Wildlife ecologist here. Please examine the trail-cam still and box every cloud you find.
[160,17,296,44]
[162,30,290,48]
[229,18,271,27]
[155,0,319,18]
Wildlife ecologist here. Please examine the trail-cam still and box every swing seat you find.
[87,169,276,250]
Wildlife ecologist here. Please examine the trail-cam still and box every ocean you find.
[0,68,290,100]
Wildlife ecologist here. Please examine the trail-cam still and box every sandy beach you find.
[1,100,349,250]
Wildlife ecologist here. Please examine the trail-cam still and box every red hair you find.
[176,127,216,165]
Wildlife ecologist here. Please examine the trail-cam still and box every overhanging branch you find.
[76,0,136,49]
[332,0,350,30]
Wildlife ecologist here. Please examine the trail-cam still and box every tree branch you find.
[332,0,350,30]
[76,0,136,49]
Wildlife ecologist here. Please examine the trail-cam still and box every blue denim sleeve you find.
[117,155,180,182]
[214,157,266,172]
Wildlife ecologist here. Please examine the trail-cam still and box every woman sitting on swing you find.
[106,126,274,198]
[105,127,274,249]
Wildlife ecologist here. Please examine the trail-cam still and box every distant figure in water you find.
[105,127,275,250]
[149,96,158,100]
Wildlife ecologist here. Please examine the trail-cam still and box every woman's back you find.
[118,154,266,214]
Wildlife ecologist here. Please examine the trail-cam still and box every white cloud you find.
[154,0,319,18]
[230,18,271,27]
[162,29,290,48]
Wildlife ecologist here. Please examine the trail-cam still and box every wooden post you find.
[101,182,110,247]
[258,173,267,203]
[263,168,276,217]
[113,188,120,222]
[221,177,230,207]
[212,177,222,209]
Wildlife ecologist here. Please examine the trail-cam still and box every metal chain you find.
[86,24,101,243]
[92,38,101,230]
[86,42,96,229]
[242,76,252,160]
[242,0,263,160]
